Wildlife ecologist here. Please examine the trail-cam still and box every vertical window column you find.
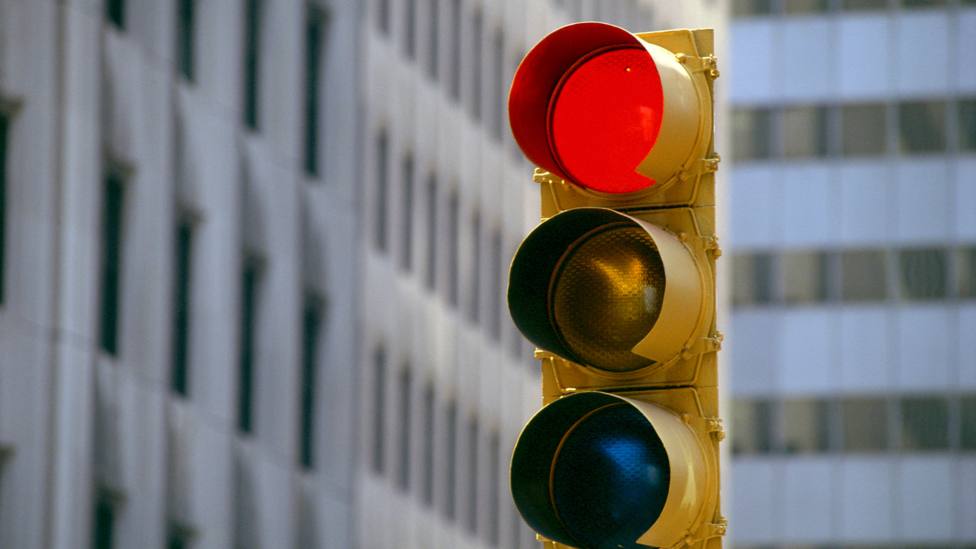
[100,171,126,356]
[465,416,479,534]
[106,0,125,29]
[400,154,414,271]
[371,347,387,474]
[468,9,483,121]
[177,0,195,81]
[447,191,459,306]
[374,131,389,252]
[396,366,413,491]
[92,493,116,549]
[0,112,7,306]
[304,8,327,176]
[443,400,458,520]
[300,295,324,469]
[243,0,262,130]
[171,219,194,395]
[424,174,438,290]
[238,258,262,434]
[467,211,481,323]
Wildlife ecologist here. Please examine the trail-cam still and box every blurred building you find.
[727,0,976,547]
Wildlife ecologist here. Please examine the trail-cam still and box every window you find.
[489,29,505,141]
[427,0,440,79]
[466,416,479,534]
[840,249,887,302]
[374,131,389,252]
[400,154,414,272]
[425,174,438,290]
[177,0,195,81]
[958,99,976,152]
[167,525,192,549]
[449,0,461,101]
[488,229,503,341]
[100,171,126,355]
[304,8,327,176]
[172,219,193,396]
[106,0,125,29]
[468,9,483,121]
[898,248,947,300]
[841,103,887,157]
[376,0,391,34]
[731,253,775,306]
[841,397,889,452]
[300,295,324,469]
[784,0,829,13]
[962,395,976,450]
[404,0,417,59]
[243,0,262,130]
[731,399,773,454]
[371,347,387,475]
[958,246,976,298]
[0,112,7,306]
[898,100,946,154]
[782,106,829,158]
[238,259,261,434]
[92,493,116,549]
[396,366,412,492]
[447,191,459,306]
[782,251,830,304]
[781,399,831,453]
[900,396,948,450]
[731,0,773,15]
[421,384,435,506]
[467,211,481,323]
[731,108,773,161]
[443,401,458,520]
[901,0,945,7]
[842,0,889,9]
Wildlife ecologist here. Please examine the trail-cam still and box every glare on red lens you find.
[550,47,663,194]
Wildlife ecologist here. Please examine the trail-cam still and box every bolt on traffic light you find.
[506,22,724,549]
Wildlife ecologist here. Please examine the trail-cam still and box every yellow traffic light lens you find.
[552,224,665,372]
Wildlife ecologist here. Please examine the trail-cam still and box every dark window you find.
[731,0,773,16]
[957,99,976,152]
[447,191,459,307]
[841,249,887,302]
[167,526,191,549]
[177,0,195,81]
[782,251,830,304]
[842,103,887,157]
[421,384,435,506]
[488,229,503,341]
[489,29,505,141]
[486,431,500,545]
[425,174,438,290]
[92,494,115,549]
[106,0,125,29]
[374,131,389,252]
[243,0,262,130]
[731,399,774,454]
[898,100,946,154]
[958,246,976,299]
[901,0,946,7]
[427,0,440,80]
[371,347,387,475]
[731,253,775,306]
[898,248,948,300]
[469,10,483,121]
[300,296,324,469]
[467,212,481,323]
[304,8,327,176]
[731,108,773,161]
[449,0,462,101]
[100,172,126,355]
[782,106,829,158]
[405,0,417,59]
[400,154,414,272]
[842,0,889,9]
[783,0,829,12]
[781,399,831,453]
[443,401,458,520]
[238,259,261,434]
[841,397,889,452]
[377,0,391,34]
[466,416,479,534]
[396,366,412,492]
[171,219,193,396]
[900,396,948,450]
[0,113,7,306]
[962,395,976,450]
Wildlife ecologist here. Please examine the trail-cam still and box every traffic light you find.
[507,22,724,549]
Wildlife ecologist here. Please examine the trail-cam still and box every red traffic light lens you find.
[551,47,663,194]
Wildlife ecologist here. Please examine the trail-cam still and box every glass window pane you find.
[782,251,829,304]
[898,100,947,154]
[961,395,976,450]
[732,399,774,455]
[901,0,946,7]
[781,399,831,453]
[900,396,948,450]
[732,253,775,306]
[898,248,947,300]
[959,99,976,152]
[958,247,976,299]
[783,106,829,158]
[841,249,887,302]
[841,397,889,452]
[842,0,889,9]
[784,0,829,14]
[732,108,774,161]
[731,0,774,16]
[842,103,887,156]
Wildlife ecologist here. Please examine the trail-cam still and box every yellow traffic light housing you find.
[506,22,724,549]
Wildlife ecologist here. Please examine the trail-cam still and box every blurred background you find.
[0,0,972,549]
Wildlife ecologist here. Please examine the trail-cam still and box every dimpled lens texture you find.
[551,225,665,372]
[552,404,670,549]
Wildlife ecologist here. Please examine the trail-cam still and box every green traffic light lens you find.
[551,224,665,372]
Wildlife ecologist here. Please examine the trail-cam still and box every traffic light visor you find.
[509,22,706,194]
[511,392,709,549]
[508,208,703,371]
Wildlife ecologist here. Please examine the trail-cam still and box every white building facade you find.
[728,0,976,547]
